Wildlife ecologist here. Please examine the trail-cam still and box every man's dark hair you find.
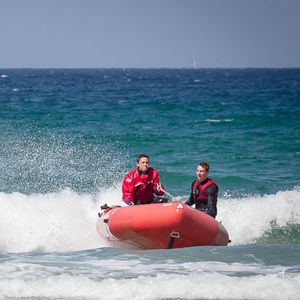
[197,162,209,172]
[137,154,149,162]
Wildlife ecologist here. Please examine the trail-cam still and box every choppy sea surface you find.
[0,68,299,299]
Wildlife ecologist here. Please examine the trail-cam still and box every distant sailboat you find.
[192,57,197,69]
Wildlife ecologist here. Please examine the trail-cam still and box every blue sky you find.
[1,0,299,68]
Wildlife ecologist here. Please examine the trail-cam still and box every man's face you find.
[196,165,209,182]
[136,157,149,172]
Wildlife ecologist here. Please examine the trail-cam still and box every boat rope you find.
[159,184,176,201]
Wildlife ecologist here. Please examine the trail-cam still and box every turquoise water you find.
[0,69,299,299]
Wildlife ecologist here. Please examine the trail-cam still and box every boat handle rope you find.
[159,184,177,201]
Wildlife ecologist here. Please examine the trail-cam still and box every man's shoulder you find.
[191,179,197,187]
[148,167,160,177]
[148,167,156,173]
[124,168,139,180]
[207,178,218,187]
[205,179,218,192]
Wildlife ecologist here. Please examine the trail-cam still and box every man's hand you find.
[156,182,162,193]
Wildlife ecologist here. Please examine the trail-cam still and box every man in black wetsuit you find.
[185,162,218,218]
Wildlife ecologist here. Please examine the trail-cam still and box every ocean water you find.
[0,68,299,299]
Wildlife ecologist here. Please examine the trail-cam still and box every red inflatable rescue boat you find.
[96,202,230,250]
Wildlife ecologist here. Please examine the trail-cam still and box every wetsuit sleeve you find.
[152,170,164,196]
[122,174,135,203]
[185,181,196,206]
[205,184,218,218]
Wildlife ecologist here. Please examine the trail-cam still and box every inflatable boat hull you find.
[96,202,229,250]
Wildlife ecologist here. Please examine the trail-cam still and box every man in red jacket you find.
[122,154,165,205]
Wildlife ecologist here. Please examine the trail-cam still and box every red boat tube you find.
[96,202,230,250]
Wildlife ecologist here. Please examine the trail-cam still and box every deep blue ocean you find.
[0,68,299,299]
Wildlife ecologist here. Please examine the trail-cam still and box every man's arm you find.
[152,170,164,196]
[185,181,196,206]
[122,175,135,205]
[205,184,218,218]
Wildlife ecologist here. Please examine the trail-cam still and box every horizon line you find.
[1,66,300,70]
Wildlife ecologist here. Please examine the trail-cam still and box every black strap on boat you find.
[168,231,180,249]
[168,237,175,249]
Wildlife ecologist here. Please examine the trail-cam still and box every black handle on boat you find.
[100,203,110,210]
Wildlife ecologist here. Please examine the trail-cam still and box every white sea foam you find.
[0,187,124,253]
[0,248,299,299]
[218,188,300,245]
[194,119,234,123]
[204,119,234,123]
[0,187,299,253]
[0,266,299,300]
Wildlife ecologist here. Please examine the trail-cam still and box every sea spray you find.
[0,129,128,194]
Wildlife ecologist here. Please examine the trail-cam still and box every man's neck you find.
[138,168,149,175]
[198,178,208,184]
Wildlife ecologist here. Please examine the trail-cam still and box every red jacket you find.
[122,168,164,204]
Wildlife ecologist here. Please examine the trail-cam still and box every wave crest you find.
[0,187,299,252]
